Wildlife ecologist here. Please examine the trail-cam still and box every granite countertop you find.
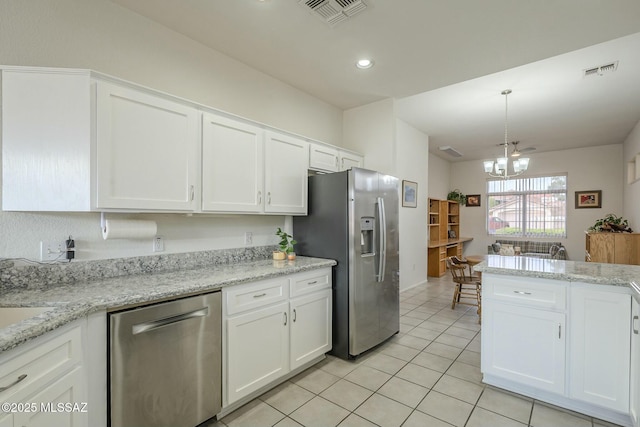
[0,256,336,354]
[474,255,640,289]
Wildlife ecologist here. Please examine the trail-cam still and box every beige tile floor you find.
[211,275,623,427]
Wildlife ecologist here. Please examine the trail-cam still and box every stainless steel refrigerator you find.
[293,167,399,359]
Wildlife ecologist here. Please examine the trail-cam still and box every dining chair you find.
[445,256,482,321]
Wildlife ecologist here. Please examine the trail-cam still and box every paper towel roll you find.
[102,219,158,240]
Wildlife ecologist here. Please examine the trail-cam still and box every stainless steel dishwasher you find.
[109,292,221,427]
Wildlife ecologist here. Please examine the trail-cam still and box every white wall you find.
[395,119,429,290]
[342,99,395,175]
[428,155,451,200]
[342,102,429,291]
[0,0,344,261]
[449,144,623,260]
[624,120,640,227]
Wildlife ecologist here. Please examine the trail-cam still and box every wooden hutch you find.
[428,198,473,277]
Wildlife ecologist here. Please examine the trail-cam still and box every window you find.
[486,174,567,238]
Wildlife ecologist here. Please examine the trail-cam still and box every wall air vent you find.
[583,61,618,78]
[299,0,367,26]
[438,146,463,158]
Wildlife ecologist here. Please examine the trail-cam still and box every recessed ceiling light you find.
[356,59,374,69]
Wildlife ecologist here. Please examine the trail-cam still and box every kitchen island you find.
[475,255,640,427]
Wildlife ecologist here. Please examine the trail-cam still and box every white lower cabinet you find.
[482,274,634,426]
[569,286,631,413]
[0,320,87,427]
[290,289,332,370]
[226,301,290,404]
[630,296,640,427]
[483,301,566,394]
[223,269,332,407]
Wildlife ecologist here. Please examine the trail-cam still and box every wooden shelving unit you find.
[585,232,640,265]
[427,198,472,277]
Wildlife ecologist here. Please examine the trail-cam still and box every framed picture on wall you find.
[466,194,481,207]
[402,180,417,208]
[575,190,602,209]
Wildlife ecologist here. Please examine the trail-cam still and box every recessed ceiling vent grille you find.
[299,0,367,26]
[583,61,618,78]
[438,146,463,158]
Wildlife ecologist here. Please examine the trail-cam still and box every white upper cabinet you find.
[339,150,363,170]
[202,113,264,213]
[309,142,364,173]
[264,131,308,215]
[309,143,339,172]
[2,68,92,211]
[95,82,198,211]
[2,66,361,214]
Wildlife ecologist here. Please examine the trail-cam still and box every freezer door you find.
[349,168,381,355]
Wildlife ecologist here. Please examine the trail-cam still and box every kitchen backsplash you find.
[0,245,277,291]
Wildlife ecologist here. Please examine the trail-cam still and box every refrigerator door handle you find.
[377,197,387,282]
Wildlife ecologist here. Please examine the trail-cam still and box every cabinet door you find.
[631,297,640,427]
[569,287,630,412]
[264,132,308,215]
[482,302,565,394]
[2,69,92,211]
[226,302,289,405]
[202,114,264,212]
[290,289,332,370]
[0,412,13,427]
[309,143,339,172]
[96,82,198,211]
[15,367,86,427]
[588,234,614,263]
[339,151,363,171]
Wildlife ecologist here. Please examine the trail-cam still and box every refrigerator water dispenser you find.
[360,217,374,255]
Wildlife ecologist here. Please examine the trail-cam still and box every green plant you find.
[588,213,632,233]
[447,189,467,206]
[276,227,297,254]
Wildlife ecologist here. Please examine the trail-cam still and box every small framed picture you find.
[466,194,481,207]
[575,190,602,209]
[402,180,417,208]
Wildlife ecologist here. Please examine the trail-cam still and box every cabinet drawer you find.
[0,324,82,401]
[484,275,567,310]
[224,278,289,315]
[290,269,331,297]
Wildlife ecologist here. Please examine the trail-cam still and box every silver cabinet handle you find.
[132,307,208,335]
[190,185,195,201]
[307,280,318,285]
[257,191,262,204]
[513,291,532,295]
[0,374,27,393]
[634,315,639,335]
[283,312,287,326]
[335,156,339,167]
[558,324,562,339]
[267,192,272,205]
[293,309,297,322]
[253,293,267,298]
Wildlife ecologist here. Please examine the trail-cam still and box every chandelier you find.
[483,90,530,179]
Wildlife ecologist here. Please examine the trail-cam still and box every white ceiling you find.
[110,0,640,161]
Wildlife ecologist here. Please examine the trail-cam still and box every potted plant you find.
[447,189,467,206]
[588,213,633,233]
[275,227,297,260]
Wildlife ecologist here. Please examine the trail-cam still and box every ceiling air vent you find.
[299,0,367,26]
[583,61,618,78]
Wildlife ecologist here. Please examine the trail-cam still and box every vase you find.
[272,251,286,260]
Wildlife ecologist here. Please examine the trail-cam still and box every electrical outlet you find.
[153,236,165,253]
[244,232,253,245]
[40,241,66,261]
